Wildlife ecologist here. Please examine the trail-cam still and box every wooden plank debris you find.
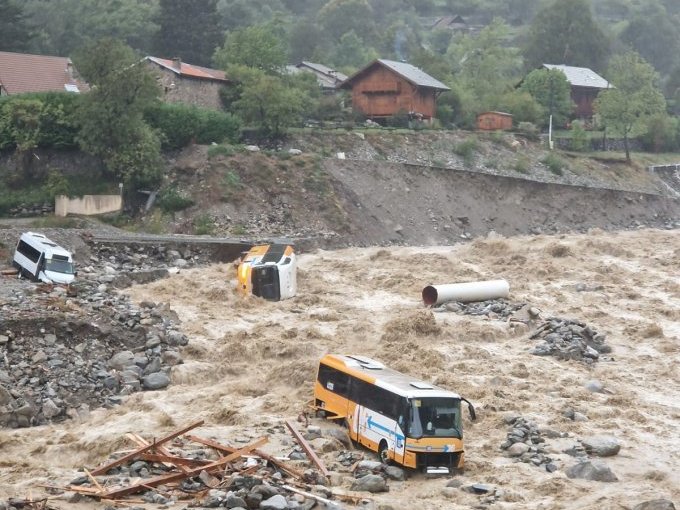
[185,434,305,480]
[285,419,331,478]
[126,432,192,473]
[102,436,268,499]
[90,419,203,476]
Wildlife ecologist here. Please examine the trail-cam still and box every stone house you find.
[145,56,230,110]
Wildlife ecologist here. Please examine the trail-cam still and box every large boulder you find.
[350,474,388,493]
[566,460,618,482]
[581,435,621,457]
[142,372,170,390]
[108,351,135,371]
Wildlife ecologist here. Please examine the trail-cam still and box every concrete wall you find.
[55,195,122,217]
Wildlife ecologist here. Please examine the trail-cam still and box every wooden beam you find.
[84,468,104,495]
[185,434,304,480]
[90,420,204,476]
[284,420,330,478]
[102,436,267,499]
[127,432,190,474]
[139,453,211,468]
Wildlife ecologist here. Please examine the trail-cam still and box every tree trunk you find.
[623,133,630,163]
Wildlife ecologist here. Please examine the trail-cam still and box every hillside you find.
[141,131,680,245]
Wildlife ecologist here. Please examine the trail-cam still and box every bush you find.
[0,92,80,151]
[193,214,215,235]
[640,113,679,152]
[541,153,566,175]
[208,144,240,159]
[454,137,478,164]
[514,157,530,174]
[157,186,194,213]
[569,120,589,152]
[517,122,539,141]
[145,102,241,150]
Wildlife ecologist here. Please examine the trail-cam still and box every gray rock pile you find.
[436,299,526,319]
[0,240,194,428]
[530,317,611,363]
[500,415,557,472]
[0,313,185,428]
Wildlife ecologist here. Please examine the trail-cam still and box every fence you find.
[55,194,122,217]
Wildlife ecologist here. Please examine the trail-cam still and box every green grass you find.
[453,138,479,165]
[221,170,243,201]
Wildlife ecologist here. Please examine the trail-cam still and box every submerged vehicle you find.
[236,244,297,301]
[13,232,76,284]
[313,354,476,474]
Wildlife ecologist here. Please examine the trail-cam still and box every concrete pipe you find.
[422,279,510,306]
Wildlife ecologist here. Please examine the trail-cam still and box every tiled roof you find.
[146,57,229,82]
[0,51,86,95]
[543,64,611,89]
[299,61,348,83]
[342,59,450,91]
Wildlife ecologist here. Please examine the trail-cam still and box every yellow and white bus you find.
[313,354,476,474]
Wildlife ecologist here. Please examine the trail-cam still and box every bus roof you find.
[321,354,461,400]
[20,232,72,259]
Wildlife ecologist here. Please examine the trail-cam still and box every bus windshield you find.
[44,258,74,275]
[409,397,462,438]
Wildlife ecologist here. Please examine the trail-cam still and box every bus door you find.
[392,400,408,464]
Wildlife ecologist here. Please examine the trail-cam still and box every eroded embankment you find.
[323,159,680,246]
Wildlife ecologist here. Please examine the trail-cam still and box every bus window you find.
[410,398,462,438]
[317,364,350,398]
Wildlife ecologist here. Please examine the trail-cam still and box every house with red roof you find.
[145,56,230,110]
[0,51,87,96]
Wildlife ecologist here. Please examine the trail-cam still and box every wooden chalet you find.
[340,59,450,123]
[542,64,611,119]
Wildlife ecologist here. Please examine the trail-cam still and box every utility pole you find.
[548,72,554,150]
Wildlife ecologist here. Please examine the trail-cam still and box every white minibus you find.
[13,232,76,284]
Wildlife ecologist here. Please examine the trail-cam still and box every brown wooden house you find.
[340,59,450,123]
[542,64,611,119]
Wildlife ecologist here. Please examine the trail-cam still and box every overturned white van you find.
[13,232,76,285]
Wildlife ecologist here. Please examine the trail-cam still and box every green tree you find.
[0,0,33,51]
[317,0,374,41]
[524,0,610,71]
[154,0,221,66]
[328,31,378,70]
[229,67,310,136]
[214,24,287,73]
[496,90,544,125]
[595,52,666,162]
[520,68,574,128]
[73,39,163,189]
[619,2,680,75]
[446,18,522,123]
[24,0,159,56]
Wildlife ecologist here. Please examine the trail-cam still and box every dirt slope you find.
[160,135,680,246]
[1,228,677,509]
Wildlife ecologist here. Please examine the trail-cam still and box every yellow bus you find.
[313,354,476,474]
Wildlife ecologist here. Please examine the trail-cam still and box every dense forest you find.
[1,0,679,204]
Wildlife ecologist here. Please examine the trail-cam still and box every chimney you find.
[172,57,182,71]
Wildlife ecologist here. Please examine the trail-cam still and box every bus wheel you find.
[378,440,391,465]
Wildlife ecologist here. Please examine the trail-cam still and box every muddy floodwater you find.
[1,228,678,509]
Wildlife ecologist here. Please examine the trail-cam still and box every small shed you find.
[477,111,513,131]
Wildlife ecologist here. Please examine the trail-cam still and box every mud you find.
[0,228,677,508]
